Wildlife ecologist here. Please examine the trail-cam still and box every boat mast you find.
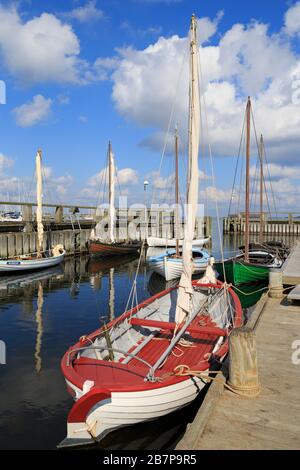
[175,127,180,257]
[175,14,200,325]
[244,97,251,263]
[108,141,115,243]
[259,134,264,244]
[36,149,44,258]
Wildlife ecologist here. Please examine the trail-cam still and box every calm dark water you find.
[0,227,294,450]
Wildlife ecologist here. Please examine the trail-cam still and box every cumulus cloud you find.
[61,1,104,23]
[0,5,109,85]
[284,1,300,36]
[13,95,52,127]
[109,5,300,167]
[87,166,139,188]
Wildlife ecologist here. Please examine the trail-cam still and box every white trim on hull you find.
[0,251,65,272]
[147,237,210,248]
[149,256,208,281]
[63,375,205,447]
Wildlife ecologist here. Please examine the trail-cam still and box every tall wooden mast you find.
[175,127,180,257]
[259,134,264,244]
[36,149,44,258]
[244,97,251,263]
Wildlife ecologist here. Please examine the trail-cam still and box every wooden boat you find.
[214,250,281,286]
[146,127,209,281]
[0,150,65,273]
[147,236,210,248]
[88,239,141,257]
[88,142,141,257]
[215,103,282,284]
[59,281,242,448]
[59,15,243,448]
[148,248,210,281]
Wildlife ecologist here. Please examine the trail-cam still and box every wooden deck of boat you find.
[282,239,300,284]
[176,294,300,450]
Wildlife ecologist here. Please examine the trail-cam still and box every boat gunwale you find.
[61,281,242,392]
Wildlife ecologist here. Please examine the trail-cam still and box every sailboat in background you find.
[87,142,141,257]
[238,134,289,260]
[59,15,242,448]
[0,150,65,273]
[147,129,209,248]
[147,128,210,281]
[215,99,282,285]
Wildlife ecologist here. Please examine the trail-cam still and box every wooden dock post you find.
[55,206,64,224]
[269,268,283,299]
[228,326,261,397]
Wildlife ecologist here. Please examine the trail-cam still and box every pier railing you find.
[224,212,300,235]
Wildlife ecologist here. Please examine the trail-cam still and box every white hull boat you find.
[0,249,65,272]
[60,281,242,447]
[148,248,210,281]
[147,236,210,248]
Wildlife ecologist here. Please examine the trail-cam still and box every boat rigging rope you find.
[172,364,261,398]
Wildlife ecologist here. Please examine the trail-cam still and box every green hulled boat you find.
[233,282,268,309]
[214,250,281,286]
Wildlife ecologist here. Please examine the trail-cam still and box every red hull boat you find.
[59,281,242,448]
[88,240,141,257]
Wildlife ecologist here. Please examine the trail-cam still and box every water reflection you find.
[0,227,294,450]
[34,282,44,374]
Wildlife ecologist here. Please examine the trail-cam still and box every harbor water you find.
[0,222,293,450]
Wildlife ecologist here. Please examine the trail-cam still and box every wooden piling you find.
[269,268,283,299]
[228,326,261,398]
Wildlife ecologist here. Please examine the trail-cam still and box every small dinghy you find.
[148,248,210,281]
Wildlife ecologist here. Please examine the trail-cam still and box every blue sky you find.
[0,0,300,213]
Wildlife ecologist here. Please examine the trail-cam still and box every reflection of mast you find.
[34,282,44,374]
[109,268,115,320]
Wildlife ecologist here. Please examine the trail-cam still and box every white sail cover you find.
[36,150,44,256]
[93,142,115,242]
[175,16,200,325]
[108,143,115,243]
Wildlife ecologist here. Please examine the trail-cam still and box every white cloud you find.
[197,11,224,44]
[0,5,109,85]
[110,6,300,167]
[87,167,139,187]
[250,163,300,180]
[284,1,300,36]
[13,95,52,127]
[0,153,14,175]
[61,1,104,23]
[200,186,232,203]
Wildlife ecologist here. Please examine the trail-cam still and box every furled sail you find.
[36,149,44,257]
[108,142,115,243]
[93,142,116,242]
[175,15,200,325]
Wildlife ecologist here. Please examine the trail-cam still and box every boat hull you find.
[215,259,270,285]
[88,240,141,257]
[148,249,210,281]
[147,237,210,248]
[0,251,65,273]
[60,281,242,447]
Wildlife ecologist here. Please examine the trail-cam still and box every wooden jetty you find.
[224,212,300,236]
[176,288,300,450]
[0,201,211,256]
[282,239,300,285]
